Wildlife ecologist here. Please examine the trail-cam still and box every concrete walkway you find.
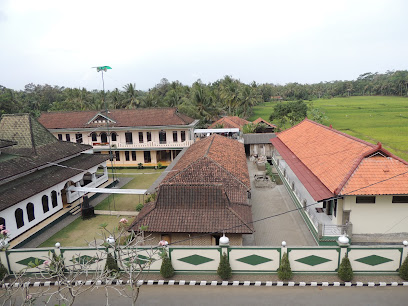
[245,160,316,246]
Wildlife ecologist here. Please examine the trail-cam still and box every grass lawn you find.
[95,168,164,211]
[250,96,408,161]
[39,215,132,248]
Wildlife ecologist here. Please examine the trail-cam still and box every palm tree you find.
[123,83,141,108]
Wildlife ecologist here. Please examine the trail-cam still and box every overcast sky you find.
[0,0,407,91]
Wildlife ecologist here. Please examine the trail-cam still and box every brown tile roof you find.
[271,119,408,199]
[209,116,250,129]
[0,153,109,211]
[252,117,277,128]
[0,114,92,182]
[38,108,196,129]
[129,183,254,234]
[162,134,250,203]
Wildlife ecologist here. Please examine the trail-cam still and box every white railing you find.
[116,140,194,149]
[67,174,109,203]
[323,224,348,236]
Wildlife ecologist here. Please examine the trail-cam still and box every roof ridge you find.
[336,144,408,195]
[206,155,250,189]
[277,119,376,148]
[204,134,216,157]
[226,206,254,232]
[271,137,334,197]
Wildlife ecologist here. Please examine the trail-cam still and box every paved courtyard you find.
[244,160,316,246]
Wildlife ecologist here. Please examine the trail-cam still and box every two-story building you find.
[38,108,199,167]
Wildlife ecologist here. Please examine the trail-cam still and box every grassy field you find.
[39,215,131,247]
[95,168,164,211]
[250,96,408,161]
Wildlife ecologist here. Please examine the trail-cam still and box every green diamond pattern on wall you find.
[355,255,393,266]
[295,255,331,266]
[70,255,100,265]
[124,254,151,265]
[16,257,45,267]
[236,254,272,266]
[178,254,214,266]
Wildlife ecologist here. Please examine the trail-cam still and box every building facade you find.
[0,114,109,242]
[38,108,199,167]
[271,119,408,244]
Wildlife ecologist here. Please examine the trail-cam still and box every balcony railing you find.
[116,140,194,149]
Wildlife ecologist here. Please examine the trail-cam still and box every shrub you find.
[157,162,163,169]
[338,254,353,282]
[48,253,65,277]
[278,252,292,280]
[0,260,8,281]
[399,255,408,280]
[136,203,144,212]
[137,163,144,169]
[104,253,119,276]
[160,251,174,278]
[217,252,232,280]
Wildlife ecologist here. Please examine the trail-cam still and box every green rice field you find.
[250,96,408,161]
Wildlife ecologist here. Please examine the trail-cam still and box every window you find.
[115,151,120,161]
[139,132,144,143]
[356,196,376,204]
[181,131,186,142]
[144,151,151,163]
[334,199,337,217]
[91,132,97,141]
[173,131,178,142]
[125,132,133,144]
[0,217,5,229]
[147,132,152,142]
[392,196,408,203]
[75,133,83,143]
[15,209,24,229]
[159,131,166,144]
[51,191,58,208]
[58,134,63,140]
[101,132,108,143]
[131,151,137,161]
[66,134,71,142]
[125,151,130,161]
[42,195,50,213]
[111,132,117,141]
[27,203,35,222]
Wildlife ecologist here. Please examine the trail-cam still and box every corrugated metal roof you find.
[243,133,276,144]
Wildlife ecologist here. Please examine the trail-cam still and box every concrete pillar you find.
[337,235,350,270]
[402,240,408,265]
[318,223,323,238]
[281,241,287,259]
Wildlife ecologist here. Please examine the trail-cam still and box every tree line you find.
[1,70,407,127]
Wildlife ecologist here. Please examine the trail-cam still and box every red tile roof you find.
[129,183,254,234]
[271,119,408,199]
[208,116,250,129]
[163,134,250,203]
[252,117,277,128]
[38,108,196,129]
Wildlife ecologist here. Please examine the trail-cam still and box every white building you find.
[0,114,109,242]
[38,108,199,167]
[271,119,408,244]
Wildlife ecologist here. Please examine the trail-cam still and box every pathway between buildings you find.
[243,160,316,246]
[16,177,133,248]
